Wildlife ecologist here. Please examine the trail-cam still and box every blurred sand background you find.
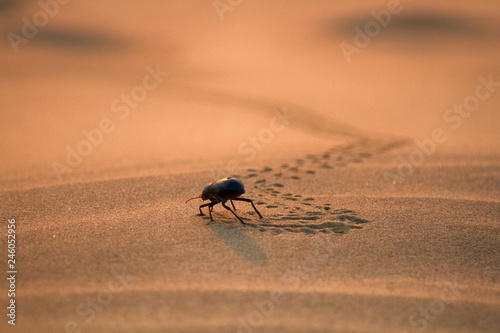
[0,0,499,332]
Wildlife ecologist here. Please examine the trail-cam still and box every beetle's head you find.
[201,185,212,201]
[185,186,211,203]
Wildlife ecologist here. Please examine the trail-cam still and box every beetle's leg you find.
[198,203,209,216]
[199,202,216,219]
[230,200,236,210]
[221,201,246,224]
[232,198,263,219]
[208,203,218,221]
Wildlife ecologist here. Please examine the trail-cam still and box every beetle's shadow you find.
[207,219,267,266]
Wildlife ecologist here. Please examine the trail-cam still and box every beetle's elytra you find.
[185,177,263,224]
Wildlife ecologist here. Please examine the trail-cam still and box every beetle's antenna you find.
[185,195,201,204]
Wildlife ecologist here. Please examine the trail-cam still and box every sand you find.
[1,1,499,332]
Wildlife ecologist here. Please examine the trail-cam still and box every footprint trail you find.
[210,138,408,235]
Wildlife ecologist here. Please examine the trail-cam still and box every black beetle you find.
[185,177,263,224]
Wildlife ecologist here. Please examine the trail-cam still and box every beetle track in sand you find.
[217,139,407,235]
[220,138,409,235]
